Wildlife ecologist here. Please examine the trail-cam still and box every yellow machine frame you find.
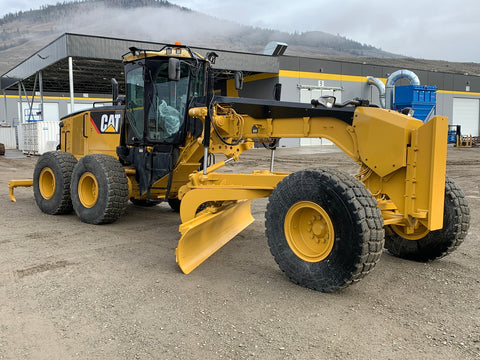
[7,45,455,290]
[167,103,448,272]
[8,103,448,249]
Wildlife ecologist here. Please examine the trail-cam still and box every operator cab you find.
[122,45,205,147]
[117,45,206,197]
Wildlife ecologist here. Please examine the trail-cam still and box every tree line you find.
[0,0,175,25]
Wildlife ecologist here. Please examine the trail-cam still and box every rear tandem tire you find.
[130,198,161,207]
[265,168,385,292]
[71,154,128,224]
[384,177,470,261]
[33,151,78,215]
[168,198,181,212]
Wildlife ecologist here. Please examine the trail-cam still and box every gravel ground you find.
[0,146,479,360]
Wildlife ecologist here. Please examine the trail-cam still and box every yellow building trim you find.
[3,77,479,99]
[279,70,380,83]
[437,90,480,96]
[279,71,480,96]
[244,73,278,83]
[4,94,111,101]
[226,79,239,97]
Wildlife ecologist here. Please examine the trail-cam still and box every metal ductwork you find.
[385,69,420,109]
[263,41,288,56]
[366,76,386,108]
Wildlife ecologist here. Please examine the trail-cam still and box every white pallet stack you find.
[20,121,60,155]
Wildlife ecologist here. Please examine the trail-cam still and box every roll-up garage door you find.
[452,98,479,136]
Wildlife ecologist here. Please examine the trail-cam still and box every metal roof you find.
[0,33,280,93]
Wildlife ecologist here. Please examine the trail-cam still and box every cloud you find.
[0,0,478,62]
[172,0,480,62]
[0,0,60,14]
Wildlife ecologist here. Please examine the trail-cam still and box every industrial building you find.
[1,33,479,151]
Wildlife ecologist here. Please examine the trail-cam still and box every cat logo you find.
[90,111,123,134]
[100,114,121,133]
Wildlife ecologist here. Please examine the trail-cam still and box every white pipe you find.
[270,149,275,172]
[385,70,420,109]
[366,76,386,108]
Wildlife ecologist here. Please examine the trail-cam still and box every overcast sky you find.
[0,0,478,62]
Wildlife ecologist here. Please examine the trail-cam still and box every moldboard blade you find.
[176,200,254,274]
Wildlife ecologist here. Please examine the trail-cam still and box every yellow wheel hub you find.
[78,172,99,208]
[39,168,55,200]
[391,222,430,240]
[284,201,335,262]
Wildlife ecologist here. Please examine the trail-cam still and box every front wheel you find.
[265,168,385,292]
[71,154,128,224]
[385,178,470,261]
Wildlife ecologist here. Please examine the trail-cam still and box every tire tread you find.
[71,154,128,224]
[385,177,470,261]
[33,151,77,215]
[265,167,385,292]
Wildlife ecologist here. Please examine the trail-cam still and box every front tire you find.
[33,151,77,214]
[71,154,128,224]
[385,178,470,261]
[265,168,384,292]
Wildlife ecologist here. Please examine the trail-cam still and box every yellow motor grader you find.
[9,45,470,292]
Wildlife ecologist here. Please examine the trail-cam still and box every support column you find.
[3,91,7,125]
[68,56,74,113]
[39,70,44,121]
[18,83,23,124]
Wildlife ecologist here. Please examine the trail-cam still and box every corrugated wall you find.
[0,127,17,149]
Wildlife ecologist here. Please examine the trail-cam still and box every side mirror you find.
[273,83,282,101]
[168,58,181,81]
[111,78,119,103]
[400,107,414,117]
[311,96,336,108]
[234,71,244,91]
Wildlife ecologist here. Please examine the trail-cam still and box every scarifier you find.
[8,44,470,292]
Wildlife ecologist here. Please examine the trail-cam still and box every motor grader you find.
[9,44,470,292]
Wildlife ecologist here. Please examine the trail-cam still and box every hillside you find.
[0,0,479,76]
[0,0,397,74]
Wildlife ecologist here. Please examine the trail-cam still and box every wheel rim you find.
[78,172,98,208]
[391,223,429,240]
[284,201,335,262]
[39,167,55,200]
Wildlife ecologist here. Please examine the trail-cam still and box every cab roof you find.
[122,44,204,63]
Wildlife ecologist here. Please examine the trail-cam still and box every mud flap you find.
[176,200,254,274]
